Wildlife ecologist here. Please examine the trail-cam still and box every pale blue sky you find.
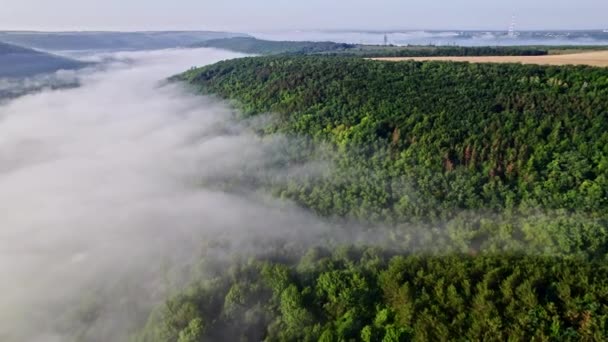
[1,0,606,32]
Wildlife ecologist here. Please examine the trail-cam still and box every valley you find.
[1,27,608,342]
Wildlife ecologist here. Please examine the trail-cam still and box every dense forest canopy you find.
[137,248,608,341]
[133,57,608,341]
[177,57,608,218]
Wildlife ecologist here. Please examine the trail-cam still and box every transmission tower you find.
[508,15,517,38]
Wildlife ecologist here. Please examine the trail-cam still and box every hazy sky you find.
[1,0,606,32]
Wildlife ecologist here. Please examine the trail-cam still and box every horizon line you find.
[1,28,607,34]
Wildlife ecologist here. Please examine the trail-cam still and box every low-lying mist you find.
[0,48,335,341]
[253,30,608,46]
[3,45,596,342]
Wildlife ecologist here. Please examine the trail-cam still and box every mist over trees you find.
[128,57,608,341]
[2,34,608,340]
[178,57,608,220]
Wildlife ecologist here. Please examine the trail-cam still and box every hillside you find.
[0,41,88,78]
[131,57,608,341]
[0,31,248,51]
[192,36,354,55]
[177,57,608,218]
[191,37,550,57]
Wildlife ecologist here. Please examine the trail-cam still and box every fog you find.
[3,39,592,342]
[253,30,608,46]
[0,48,335,341]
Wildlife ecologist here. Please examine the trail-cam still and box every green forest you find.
[194,37,551,57]
[135,57,608,341]
[191,37,354,55]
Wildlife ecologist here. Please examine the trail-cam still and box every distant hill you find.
[0,41,88,78]
[0,31,249,51]
[192,37,354,55]
[193,37,550,57]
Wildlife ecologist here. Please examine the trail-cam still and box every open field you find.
[373,51,608,67]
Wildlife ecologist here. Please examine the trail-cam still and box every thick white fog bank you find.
[0,48,328,341]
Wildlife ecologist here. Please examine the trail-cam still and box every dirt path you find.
[373,51,608,67]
